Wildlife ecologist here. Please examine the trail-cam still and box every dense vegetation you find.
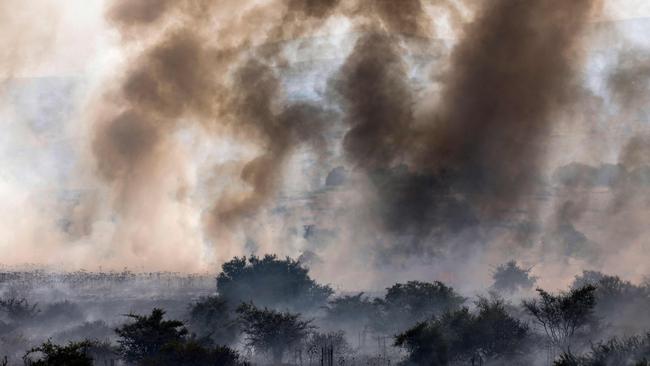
[2,257,650,365]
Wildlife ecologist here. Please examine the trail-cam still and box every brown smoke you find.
[419,0,597,211]
[107,0,173,27]
[209,59,329,229]
[90,0,603,272]
[0,1,61,81]
[330,33,415,169]
[93,0,346,248]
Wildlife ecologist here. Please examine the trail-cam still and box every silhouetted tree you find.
[573,270,648,316]
[23,340,94,366]
[491,260,537,294]
[325,293,377,332]
[523,285,597,352]
[237,302,313,365]
[395,297,529,365]
[217,255,333,311]
[380,281,465,331]
[395,298,529,365]
[115,308,188,364]
[463,297,530,361]
[395,319,449,366]
[188,296,238,346]
[572,271,607,289]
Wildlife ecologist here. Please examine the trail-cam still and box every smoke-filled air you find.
[1,0,650,365]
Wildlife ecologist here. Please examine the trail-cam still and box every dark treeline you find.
[1,255,650,365]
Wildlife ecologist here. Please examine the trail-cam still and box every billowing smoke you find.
[86,0,347,265]
[5,0,650,292]
[328,0,598,265]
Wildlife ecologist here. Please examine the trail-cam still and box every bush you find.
[555,333,650,366]
[141,339,248,366]
[23,340,94,366]
[395,297,529,365]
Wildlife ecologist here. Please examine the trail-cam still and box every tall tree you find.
[115,308,188,364]
[217,255,333,311]
[523,285,597,352]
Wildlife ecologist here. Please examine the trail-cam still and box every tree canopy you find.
[140,339,248,366]
[115,308,188,363]
[523,285,597,352]
[491,260,537,294]
[395,296,529,365]
[24,340,94,366]
[217,255,333,311]
[380,280,465,331]
[188,296,238,346]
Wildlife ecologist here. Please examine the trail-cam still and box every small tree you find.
[115,308,188,364]
[491,260,537,294]
[24,340,94,366]
[523,285,597,352]
[237,303,313,365]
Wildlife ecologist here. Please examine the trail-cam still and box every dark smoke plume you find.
[418,0,597,211]
[209,59,329,229]
[331,0,598,259]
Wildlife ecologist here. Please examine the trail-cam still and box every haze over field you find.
[1,0,650,294]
